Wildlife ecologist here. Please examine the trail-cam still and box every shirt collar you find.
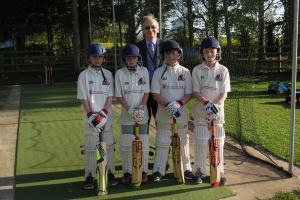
[124,65,142,74]
[88,65,102,73]
[165,62,180,70]
[146,39,157,46]
[201,61,219,70]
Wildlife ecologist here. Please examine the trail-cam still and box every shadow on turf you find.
[15,170,213,200]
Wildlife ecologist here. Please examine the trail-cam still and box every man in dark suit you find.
[136,14,163,122]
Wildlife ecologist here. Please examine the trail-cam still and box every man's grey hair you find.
[142,14,159,28]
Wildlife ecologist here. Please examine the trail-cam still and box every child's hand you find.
[165,101,181,118]
[204,101,219,115]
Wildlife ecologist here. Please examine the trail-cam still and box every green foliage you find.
[258,190,300,200]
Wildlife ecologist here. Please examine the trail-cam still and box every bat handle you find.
[135,122,140,138]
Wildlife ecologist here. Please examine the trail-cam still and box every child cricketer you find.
[77,44,118,189]
[192,37,231,184]
[151,40,193,182]
[115,44,150,185]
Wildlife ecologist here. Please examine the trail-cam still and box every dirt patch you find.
[0,85,21,200]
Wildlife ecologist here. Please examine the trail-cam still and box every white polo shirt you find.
[192,62,231,124]
[115,65,150,125]
[77,66,114,115]
[151,63,192,124]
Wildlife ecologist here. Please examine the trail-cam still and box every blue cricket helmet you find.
[122,44,141,58]
[87,44,107,56]
[200,37,221,61]
[160,40,183,55]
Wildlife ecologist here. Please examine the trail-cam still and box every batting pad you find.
[120,134,135,174]
[178,127,192,171]
[140,134,149,173]
[153,128,172,176]
[84,133,98,178]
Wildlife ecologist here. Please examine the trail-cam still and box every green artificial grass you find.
[15,82,233,200]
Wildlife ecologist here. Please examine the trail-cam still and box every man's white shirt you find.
[192,62,231,124]
[151,63,192,124]
[115,65,150,125]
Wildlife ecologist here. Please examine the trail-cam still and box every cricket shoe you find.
[142,172,148,183]
[152,171,163,182]
[108,172,118,186]
[83,175,95,190]
[121,173,132,185]
[220,176,226,186]
[193,171,203,184]
[184,170,193,180]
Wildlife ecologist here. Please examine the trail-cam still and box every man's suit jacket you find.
[136,39,163,72]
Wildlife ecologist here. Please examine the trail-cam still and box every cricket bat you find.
[209,120,221,187]
[96,134,108,195]
[171,118,185,184]
[132,123,142,187]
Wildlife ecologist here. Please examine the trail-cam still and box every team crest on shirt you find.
[138,77,146,85]
[162,84,166,89]
[88,81,94,84]
[215,74,223,81]
[178,74,185,81]
[124,81,129,85]
[102,79,110,85]
[201,75,205,80]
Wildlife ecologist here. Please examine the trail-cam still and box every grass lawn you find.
[15,82,233,200]
[259,190,300,200]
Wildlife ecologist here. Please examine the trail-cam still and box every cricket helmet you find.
[160,40,183,55]
[122,44,142,71]
[200,37,221,61]
[87,44,107,57]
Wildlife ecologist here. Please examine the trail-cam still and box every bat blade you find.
[132,139,142,186]
[209,122,221,187]
[132,124,142,187]
[96,142,108,195]
[172,118,185,184]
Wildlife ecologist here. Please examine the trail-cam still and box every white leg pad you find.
[178,127,192,171]
[84,133,98,178]
[106,145,115,174]
[153,129,172,176]
[103,130,116,174]
[140,134,149,173]
[120,134,135,174]
[218,138,225,173]
[193,125,209,175]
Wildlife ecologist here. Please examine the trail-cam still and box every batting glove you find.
[87,110,108,132]
[87,112,98,128]
[204,101,219,115]
[128,107,136,119]
[133,108,144,124]
[165,101,182,118]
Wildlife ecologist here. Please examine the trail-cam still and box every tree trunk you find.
[258,0,265,60]
[223,0,232,47]
[282,0,293,47]
[72,0,81,70]
[212,0,218,39]
[126,0,136,43]
[45,11,53,53]
[79,0,89,54]
[187,0,194,47]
